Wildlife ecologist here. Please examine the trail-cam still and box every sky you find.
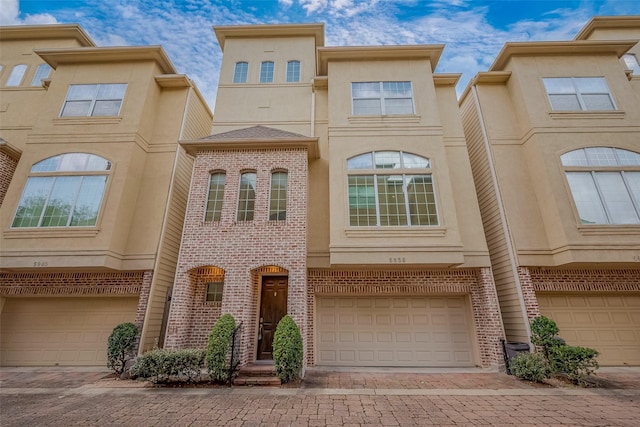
[3,1,639,110]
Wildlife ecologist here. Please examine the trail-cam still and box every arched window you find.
[260,61,274,83]
[12,153,111,228]
[6,64,27,86]
[269,171,288,220]
[205,172,225,222]
[286,61,300,83]
[347,151,438,226]
[562,147,640,224]
[233,61,248,83]
[237,171,257,221]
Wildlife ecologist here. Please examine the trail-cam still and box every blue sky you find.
[3,1,639,109]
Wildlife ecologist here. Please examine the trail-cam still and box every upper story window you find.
[623,54,640,75]
[233,61,248,83]
[286,61,300,83]
[6,64,27,86]
[31,64,52,86]
[260,61,274,83]
[352,81,414,116]
[60,83,127,117]
[543,77,615,111]
[562,147,640,225]
[205,172,226,222]
[237,171,257,221]
[347,151,438,227]
[269,171,288,220]
[11,153,111,228]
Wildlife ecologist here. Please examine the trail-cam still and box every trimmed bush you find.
[130,348,206,383]
[550,345,599,385]
[530,316,563,361]
[206,313,236,382]
[107,322,138,375]
[273,315,303,383]
[509,352,551,383]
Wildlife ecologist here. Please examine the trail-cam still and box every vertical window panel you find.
[566,172,609,224]
[595,172,639,224]
[269,172,287,220]
[70,175,107,226]
[348,175,377,226]
[11,177,53,228]
[377,175,407,226]
[260,61,274,83]
[31,64,52,86]
[6,64,27,86]
[286,61,300,83]
[205,173,226,222]
[233,62,248,83]
[237,172,257,221]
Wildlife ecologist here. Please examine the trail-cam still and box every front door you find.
[257,276,288,360]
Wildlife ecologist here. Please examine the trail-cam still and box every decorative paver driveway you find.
[1,367,639,426]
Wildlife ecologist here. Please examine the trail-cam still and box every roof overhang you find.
[181,136,320,159]
[214,23,325,51]
[317,45,444,75]
[574,16,640,40]
[0,24,95,46]
[0,138,22,161]
[490,40,637,71]
[33,46,177,74]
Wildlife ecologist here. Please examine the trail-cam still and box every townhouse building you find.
[166,23,505,370]
[459,16,640,366]
[0,25,212,365]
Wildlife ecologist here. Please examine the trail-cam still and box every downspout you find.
[310,81,316,136]
[470,83,533,345]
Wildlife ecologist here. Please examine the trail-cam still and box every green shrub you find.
[549,345,599,385]
[107,322,138,375]
[130,348,206,383]
[530,316,563,361]
[206,313,236,383]
[273,315,303,383]
[509,352,551,383]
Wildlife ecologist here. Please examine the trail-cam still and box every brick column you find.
[470,267,506,367]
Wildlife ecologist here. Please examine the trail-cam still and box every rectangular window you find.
[352,81,414,115]
[260,61,274,83]
[205,173,225,221]
[286,61,300,83]
[205,282,224,302]
[31,64,52,86]
[269,172,287,220]
[623,54,640,74]
[543,77,615,111]
[6,64,27,86]
[233,62,248,83]
[237,172,257,221]
[60,83,127,117]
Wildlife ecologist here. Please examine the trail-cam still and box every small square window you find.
[205,282,224,302]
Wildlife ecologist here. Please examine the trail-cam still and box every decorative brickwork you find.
[0,150,18,207]
[166,148,308,368]
[0,271,145,296]
[521,267,640,321]
[307,268,505,368]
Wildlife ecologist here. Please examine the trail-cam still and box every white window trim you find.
[543,77,616,111]
[351,81,415,116]
[286,60,301,83]
[60,83,127,117]
[233,61,249,84]
[260,61,275,84]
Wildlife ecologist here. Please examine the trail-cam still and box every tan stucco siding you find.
[140,148,193,351]
[460,94,528,342]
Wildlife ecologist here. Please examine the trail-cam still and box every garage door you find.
[1,297,138,366]
[316,296,475,367]
[538,293,640,366]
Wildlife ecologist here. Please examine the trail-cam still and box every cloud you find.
[0,0,57,26]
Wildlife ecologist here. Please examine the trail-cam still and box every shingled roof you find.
[200,125,309,141]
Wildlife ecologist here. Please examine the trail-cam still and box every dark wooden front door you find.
[257,276,288,360]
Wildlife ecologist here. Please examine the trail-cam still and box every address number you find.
[34,261,48,267]
[389,257,406,263]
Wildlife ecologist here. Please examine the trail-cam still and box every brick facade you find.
[519,266,640,320]
[0,150,18,208]
[165,148,308,367]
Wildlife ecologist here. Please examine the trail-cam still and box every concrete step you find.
[233,376,281,386]
[237,363,277,377]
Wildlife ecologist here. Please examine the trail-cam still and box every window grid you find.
[60,83,127,117]
[347,151,437,227]
[237,172,257,221]
[562,147,640,225]
[269,171,288,220]
[286,61,300,82]
[623,54,640,74]
[205,282,224,303]
[205,173,225,222]
[352,81,414,116]
[7,64,27,86]
[543,77,615,111]
[260,61,274,83]
[233,62,248,83]
[31,64,52,86]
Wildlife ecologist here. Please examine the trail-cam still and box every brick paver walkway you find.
[1,367,639,426]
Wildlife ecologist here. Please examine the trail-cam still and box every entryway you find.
[256,276,288,360]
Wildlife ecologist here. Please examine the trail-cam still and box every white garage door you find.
[538,293,640,366]
[316,296,476,367]
[1,297,138,366]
